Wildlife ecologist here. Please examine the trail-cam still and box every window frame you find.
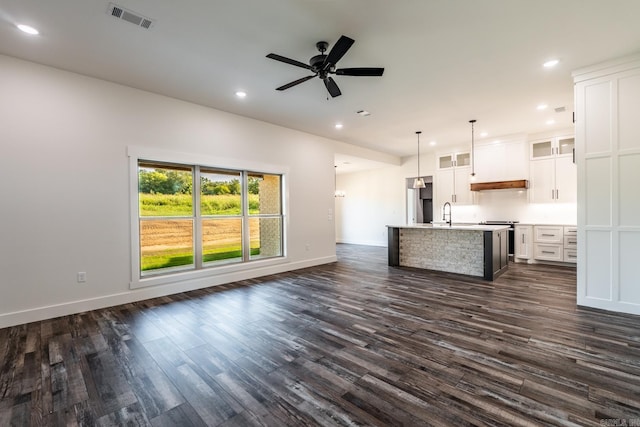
[128,146,288,290]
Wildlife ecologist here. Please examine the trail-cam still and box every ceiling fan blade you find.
[335,67,384,76]
[276,75,316,91]
[266,53,313,70]
[324,35,354,67]
[324,77,342,97]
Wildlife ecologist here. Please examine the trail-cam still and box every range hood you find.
[470,179,528,191]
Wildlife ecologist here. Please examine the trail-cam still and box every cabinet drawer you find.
[564,235,577,248]
[534,226,563,243]
[534,243,563,261]
[564,249,577,263]
[564,226,577,236]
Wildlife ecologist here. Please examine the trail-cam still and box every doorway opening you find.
[406,176,433,224]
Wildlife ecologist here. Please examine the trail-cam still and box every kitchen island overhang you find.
[387,224,511,281]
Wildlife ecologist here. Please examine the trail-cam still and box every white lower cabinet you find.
[563,226,577,263]
[514,225,532,262]
[564,249,577,263]
[534,243,564,262]
[532,225,576,264]
[534,225,563,244]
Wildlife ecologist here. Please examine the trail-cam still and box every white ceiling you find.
[2,0,640,161]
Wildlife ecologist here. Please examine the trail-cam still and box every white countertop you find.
[387,223,510,231]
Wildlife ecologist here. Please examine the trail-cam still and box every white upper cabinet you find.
[436,151,472,204]
[531,136,575,160]
[529,136,577,203]
[438,152,470,169]
[473,139,528,182]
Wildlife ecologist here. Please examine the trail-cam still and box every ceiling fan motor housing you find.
[309,54,326,71]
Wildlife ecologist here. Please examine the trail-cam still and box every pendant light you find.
[413,131,426,189]
[469,119,476,179]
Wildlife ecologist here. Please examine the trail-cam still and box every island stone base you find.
[387,225,509,281]
[399,228,484,277]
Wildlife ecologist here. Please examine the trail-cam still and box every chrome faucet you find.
[442,202,452,227]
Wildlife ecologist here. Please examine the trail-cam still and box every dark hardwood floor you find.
[2,244,640,426]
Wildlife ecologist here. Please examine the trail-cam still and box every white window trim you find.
[128,145,290,290]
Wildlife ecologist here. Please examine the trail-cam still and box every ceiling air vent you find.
[107,3,154,29]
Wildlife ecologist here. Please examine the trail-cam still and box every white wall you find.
[335,153,436,246]
[0,54,344,327]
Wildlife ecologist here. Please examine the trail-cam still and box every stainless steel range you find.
[480,221,519,260]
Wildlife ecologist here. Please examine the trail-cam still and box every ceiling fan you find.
[266,35,384,98]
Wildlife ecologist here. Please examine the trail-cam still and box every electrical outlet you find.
[305,244,310,251]
[77,272,87,283]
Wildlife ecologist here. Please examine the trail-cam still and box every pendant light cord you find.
[416,131,421,178]
[469,120,476,177]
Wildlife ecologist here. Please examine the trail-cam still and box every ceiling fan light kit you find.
[266,35,384,98]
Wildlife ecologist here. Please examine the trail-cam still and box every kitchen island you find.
[387,224,510,280]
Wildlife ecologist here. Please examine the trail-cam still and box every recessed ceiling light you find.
[235,91,247,98]
[429,141,436,146]
[546,119,555,125]
[335,123,343,129]
[356,110,371,117]
[543,59,559,68]
[537,104,548,110]
[17,24,39,35]
[480,132,488,138]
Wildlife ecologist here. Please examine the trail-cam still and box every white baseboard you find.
[577,297,640,316]
[0,255,337,329]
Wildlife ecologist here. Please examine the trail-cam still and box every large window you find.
[137,161,284,278]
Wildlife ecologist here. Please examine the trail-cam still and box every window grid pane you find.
[140,218,194,275]
[248,173,282,216]
[200,169,242,216]
[202,218,243,266]
[138,164,193,217]
[249,217,283,260]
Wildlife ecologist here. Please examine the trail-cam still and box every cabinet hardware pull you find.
[542,251,555,254]
[542,234,554,236]
[522,235,525,243]
[552,189,555,199]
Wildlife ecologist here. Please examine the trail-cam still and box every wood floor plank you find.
[149,402,207,427]
[2,244,640,425]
